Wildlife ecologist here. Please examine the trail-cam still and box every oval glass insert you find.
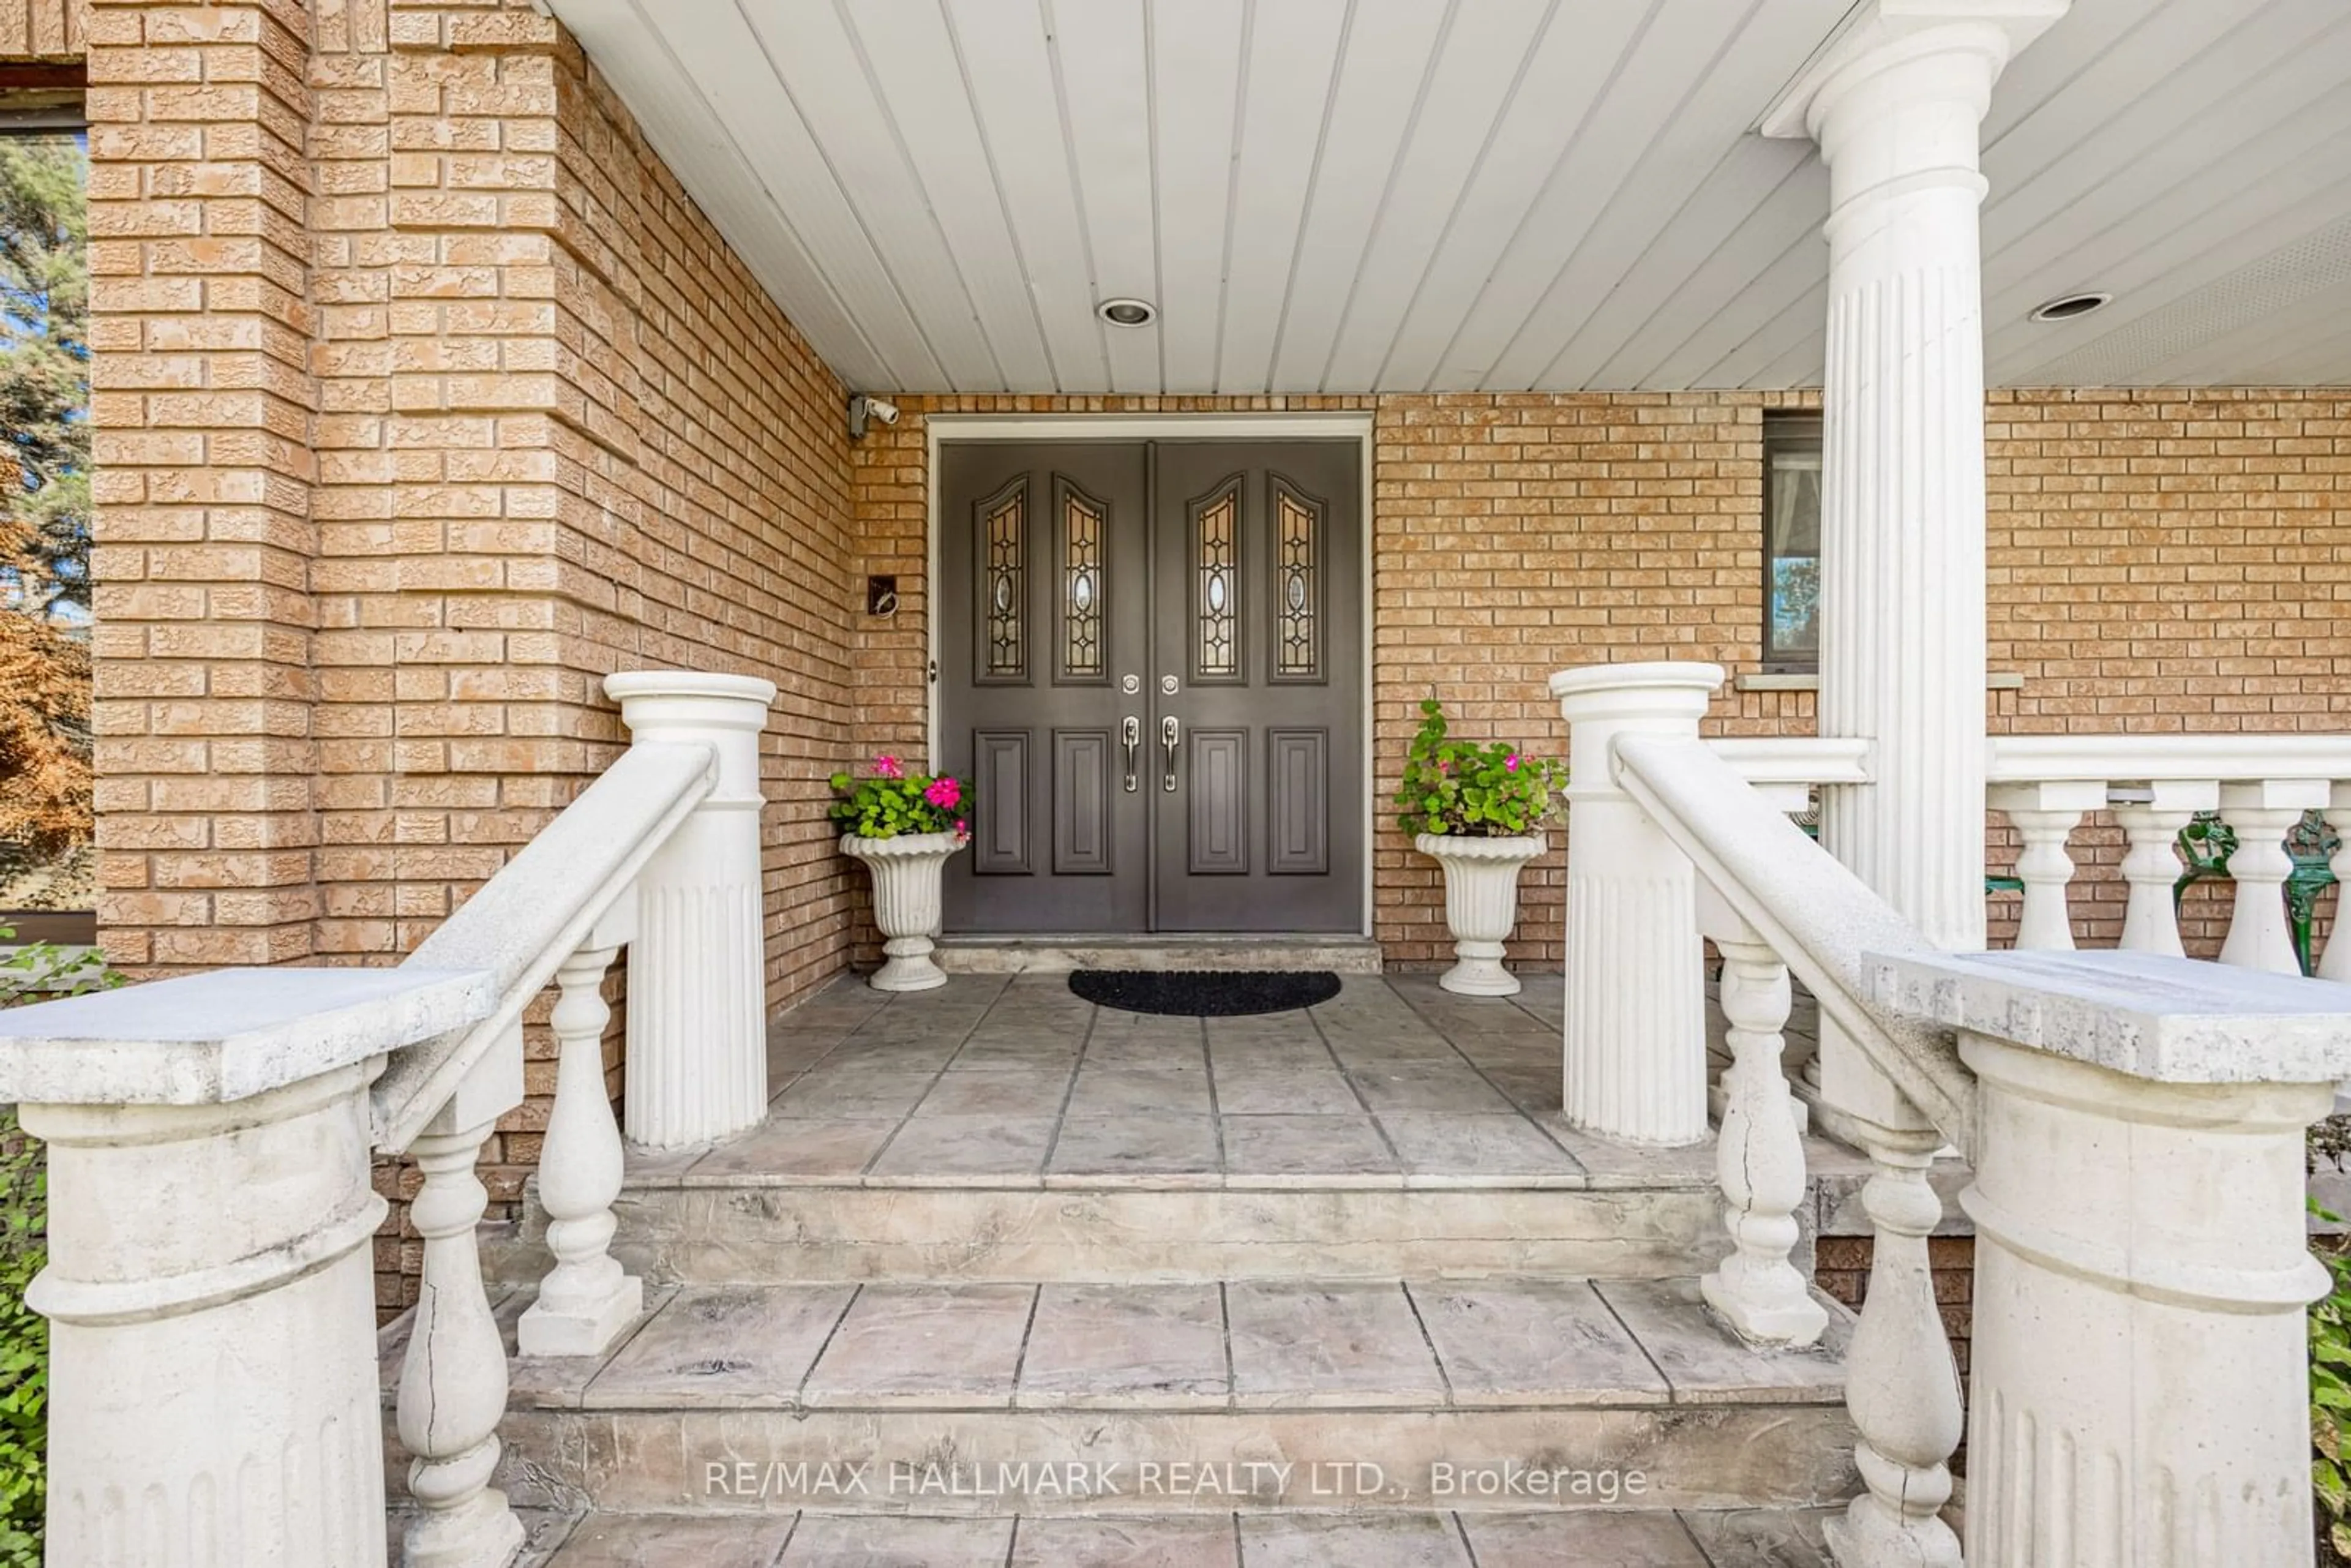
[993,575,1013,613]
[1073,571,1094,610]
[1207,572,1228,612]
[1286,576,1307,612]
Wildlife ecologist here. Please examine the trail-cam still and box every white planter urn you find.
[1416,832,1545,997]
[842,831,965,991]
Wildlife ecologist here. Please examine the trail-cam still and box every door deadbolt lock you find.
[1160,674,1179,695]
[1121,673,1140,695]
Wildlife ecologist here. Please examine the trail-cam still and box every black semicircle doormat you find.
[1069,969,1343,1018]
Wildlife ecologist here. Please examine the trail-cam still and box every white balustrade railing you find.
[1984,734,2351,974]
[1553,662,2351,1568]
[0,670,775,1568]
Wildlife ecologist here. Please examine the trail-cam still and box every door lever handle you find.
[1121,715,1141,793]
[1161,714,1180,793]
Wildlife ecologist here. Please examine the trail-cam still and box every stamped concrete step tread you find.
[532,1507,1837,1566]
[427,1276,1849,1415]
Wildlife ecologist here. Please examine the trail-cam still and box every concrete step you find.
[382,1277,1857,1521]
[933,934,1387,975]
[514,1506,1840,1565]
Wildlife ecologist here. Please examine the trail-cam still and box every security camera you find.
[848,394,899,440]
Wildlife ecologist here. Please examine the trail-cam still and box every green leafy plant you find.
[828,754,973,842]
[0,929,122,1568]
[1394,699,1565,839]
[2316,1200,2351,1564]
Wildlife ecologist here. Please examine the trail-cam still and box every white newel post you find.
[2113,781,2216,957]
[1696,887,1826,1348]
[1760,0,2064,1138]
[398,1029,527,1568]
[0,966,496,1568]
[1874,950,2351,1568]
[517,908,642,1357]
[1549,661,1722,1146]
[2217,778,2328,976]
[605,671,779,1148]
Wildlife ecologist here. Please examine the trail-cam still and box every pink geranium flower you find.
[874,754,903,779]
[1505,753,1521,771]
[953,818,969,839]
[925,776,962,809]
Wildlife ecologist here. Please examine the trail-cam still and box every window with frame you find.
[1762,414,1821,671]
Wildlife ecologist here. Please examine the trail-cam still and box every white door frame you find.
[923,411,1378,939]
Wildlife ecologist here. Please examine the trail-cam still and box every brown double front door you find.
[939,439,1363,934]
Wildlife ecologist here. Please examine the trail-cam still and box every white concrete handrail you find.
[1613,731,1976,1158]
[372,740,717,1152]
[1987,732,2351,784]
[0,669,778,1568]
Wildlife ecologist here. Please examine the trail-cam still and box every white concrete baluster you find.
[1824,1123,1963,1568]
[398,1037,526,1568]
[517,912,642,1358]
[2320,781,2351,983]
[2216,779,2329,975]
[1989,781,2101,951]
[1550,662,1724,1147]
[1698,900,1827,1348]
[605,672,778,1149]
[2111,781,2216,957]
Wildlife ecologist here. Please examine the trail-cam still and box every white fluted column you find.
[2217,778,2328,976]
[1761,0,2066,1136]
[606,672,778,1149]
[2113,781,2216,957]
[2322,782,2351,982]
[517,915,642,1357]
[1989,780,2101,951]
[1550,662,1723,1147]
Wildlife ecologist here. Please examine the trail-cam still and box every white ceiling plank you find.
[1048,0,1163,394]
[1597,155,1827,389]
[1371,0,1651,392]
[1147,0,1249,394]
[1315,0,1554,392]
[545,0,895,392]
[1646,200,1829,389]
[2225,306,2351,387]
[1979,0,2169,146]
[738,0,1005,390]
[638,1,946,388]
[1485,0,1850,389]
[1981,25,2351,326]
[1265,0,1451,392]
[1556,136,1817,391]
[2135,274,2351,387]
[1748,325,1826,392]
[1213,0,1350,394]
[839,0,1062,391]
[1989,166,2351,384]
[1698,279,1827,391]
[1982,1,2347,263]
[941,0,1111,392]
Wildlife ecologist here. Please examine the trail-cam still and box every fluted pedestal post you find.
[1875,948,2351,1568]
[0,965,497,1568]
[606,672,778,1149]
[1761,0,2064,1139]
[1549,662,1723,1147]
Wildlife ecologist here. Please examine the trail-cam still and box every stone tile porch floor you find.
[617,970,1848,1193]
[518,1504,1837,1565]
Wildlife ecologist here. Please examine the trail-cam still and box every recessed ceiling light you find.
[1098,298,1157,328]
[2030,291,2113,323]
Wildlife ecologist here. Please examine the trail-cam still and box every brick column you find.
[86,0,322,969]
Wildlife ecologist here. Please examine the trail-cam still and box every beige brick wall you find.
[851,389,2350,966]
[90,0,860,1314]
[0,0,84,59]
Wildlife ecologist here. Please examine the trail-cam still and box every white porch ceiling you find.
[543,0,2351,394]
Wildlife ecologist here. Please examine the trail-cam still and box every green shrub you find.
[2314,1201,2351,1565]
[0,931,121,1568]
[828,753,972,841]
[1394,698,1566,839]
